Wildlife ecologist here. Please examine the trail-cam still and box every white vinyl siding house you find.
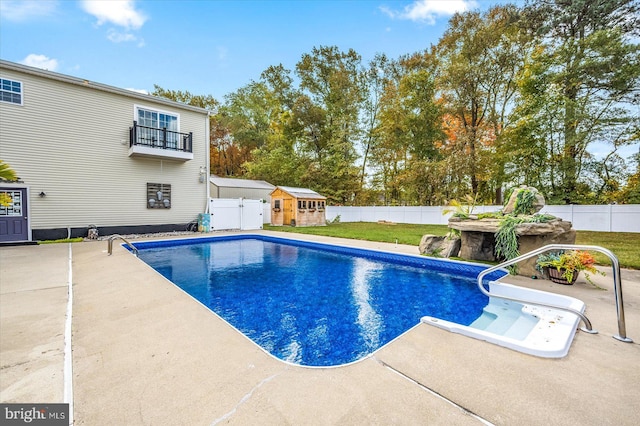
[0,60,210,241]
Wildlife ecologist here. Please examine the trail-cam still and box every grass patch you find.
[264,223,448,246]
[38,237,84,244]
[576,231,640,270]
[265,222,639,269]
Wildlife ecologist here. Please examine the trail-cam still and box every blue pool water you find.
[134,235,506,367]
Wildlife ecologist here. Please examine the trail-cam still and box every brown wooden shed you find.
[270,186,327,226]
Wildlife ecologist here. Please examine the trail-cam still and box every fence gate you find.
[208,198,263,231]
[241,199,264,230]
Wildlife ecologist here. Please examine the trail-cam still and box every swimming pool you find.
[133,235,507,366]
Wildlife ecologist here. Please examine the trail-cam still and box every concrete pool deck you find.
[1,230,639,425]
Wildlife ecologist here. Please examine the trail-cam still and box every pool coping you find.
[2,230,639,425]
[130,232,511,282]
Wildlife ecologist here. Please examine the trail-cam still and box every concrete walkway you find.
[0,243,68,403]
[1,231,639,425]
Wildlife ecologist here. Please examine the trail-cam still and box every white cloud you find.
[107,29,136,43]
[0,0,58,21]
[80,0,147,30]
[379,6,395,18]
[106,29,145,47]
[20,54,59,71]
[126,88,149,95]
[381,0,477,24]
[216,46,228,61]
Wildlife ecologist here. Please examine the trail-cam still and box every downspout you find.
[205,111,211,214]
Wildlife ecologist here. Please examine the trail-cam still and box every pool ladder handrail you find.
[477,244,633,343]
[107,234,138,257]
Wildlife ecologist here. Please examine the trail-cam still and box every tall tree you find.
[293,46,365,203]
[436,5,528,203]
[209,114,243,177]
[393,52,444,205]
[616,150,640,203]
[371,52,444,205]
[152,85,218,111]
[509,0,640,203]
[356,53,390,204]
[244,65,304,185]
[214,81,274,176]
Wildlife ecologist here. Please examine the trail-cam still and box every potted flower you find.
[536,250,605,285]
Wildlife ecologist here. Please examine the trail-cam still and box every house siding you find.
[0,63,209,235]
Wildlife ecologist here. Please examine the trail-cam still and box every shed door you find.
[0,188,29,242]
[283,199,293,225]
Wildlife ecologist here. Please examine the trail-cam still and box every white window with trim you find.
[135,105,180,149]
[0,78,23,105]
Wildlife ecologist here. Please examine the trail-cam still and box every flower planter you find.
[546,267,578,285]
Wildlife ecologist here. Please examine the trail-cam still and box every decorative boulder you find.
[458,231,497,262]
[503,186,545,215]
[448,216,576,276]
[419,235,461,258]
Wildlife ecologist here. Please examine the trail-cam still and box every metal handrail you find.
[477,244,633,343]
[107,234,138,257]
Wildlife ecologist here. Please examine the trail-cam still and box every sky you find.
[0,0,512,101]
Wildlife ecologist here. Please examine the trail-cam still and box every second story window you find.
[136,106,179,149]
[0,78,22,105]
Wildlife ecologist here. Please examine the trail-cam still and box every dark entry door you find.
[0,188,29,242]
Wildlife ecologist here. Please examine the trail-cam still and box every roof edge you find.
[271,186,326,199]
[0,59,210,115]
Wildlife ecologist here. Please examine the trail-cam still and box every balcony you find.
[129,121,194,161]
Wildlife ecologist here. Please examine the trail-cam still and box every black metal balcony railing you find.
[129,121,193,152]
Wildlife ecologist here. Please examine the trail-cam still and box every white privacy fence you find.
[325,204,640,233]
[206,198,264,231]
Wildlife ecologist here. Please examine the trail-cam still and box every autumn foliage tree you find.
[436,5,526,204]
[154,0,639,206]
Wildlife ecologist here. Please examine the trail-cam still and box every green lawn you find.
[264,222,448,246]
[576,231,640,270]
[264,223,640,269]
